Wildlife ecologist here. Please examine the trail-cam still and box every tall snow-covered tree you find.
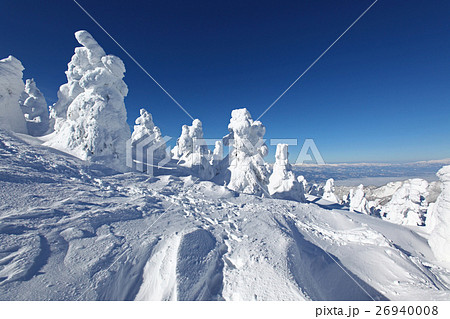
[0,56,28,134]
[222,108,270,196]
[19,79,49,136]
[172,119,214,180]
[130,108,167,172]
[349,184,370,214]
[46,30,130,171]
[322,178,339,203]
[428,166,450,262]
[381,179,429,226]
[268,143,305,201]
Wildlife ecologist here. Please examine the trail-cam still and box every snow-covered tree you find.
[130,108,167,171]
[381,179,429,226]
[268,144,305,201]
[322,178,339,203]
[222,108,270,196]
[0,56,27,134]
[172,119,214,180]
[428,166,450,263]
[212,140,223,163]
[46,30,130,171]
[349,184,370,214]
[297,175,308,192]
[19,79,49,136]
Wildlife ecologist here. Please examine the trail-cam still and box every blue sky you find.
[1,0,449,163]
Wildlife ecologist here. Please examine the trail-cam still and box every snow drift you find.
[1,129,450,301]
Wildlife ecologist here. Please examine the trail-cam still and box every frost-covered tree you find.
[349,184,370,214]
[381,179,429,226]
[322,178,339,203]
[19,79,49,136]
[46,30,130,171]
[172,119,214,180]
[0,56,27,134]
[130,108,167,171]
[212,140,223,163]
[221,108,270,196]
[428,166,450,263]
[268,144,305,201]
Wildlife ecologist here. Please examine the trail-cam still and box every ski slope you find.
[1,129,449,301]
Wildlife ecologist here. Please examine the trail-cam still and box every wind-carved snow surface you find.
[19,79,49,136]
[172,119,214,180]
[0,56,28,134]
[381,179,429,226]
[268,144,305,201]
[46,30,130,171]
[428,166,450,263]
[221,108,270,196]
[1,130,450,301]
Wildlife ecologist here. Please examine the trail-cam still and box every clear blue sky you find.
[1,0,449,163]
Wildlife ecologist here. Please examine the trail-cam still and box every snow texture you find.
[429,166,450,263]
[222,108,270,196]
[46,30,130,171]
[19,79,49,136]
[1,129,450,301]
[172,119,214,180]
[0,56,27,134]
[381,179,429,226]
[268,144,305,201]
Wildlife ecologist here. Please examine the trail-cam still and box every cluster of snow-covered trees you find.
[1,30,449,264]
[0,56,48,136]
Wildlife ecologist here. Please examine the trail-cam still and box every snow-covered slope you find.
[1,129,450,300]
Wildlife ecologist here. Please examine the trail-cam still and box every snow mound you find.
[46,30,130,171]
[0,56,27,134]
[222,108,270,195]
[429,166,450,263]
[19,79,49,136]
[381,179,429,226]
[268,144,305,201]
[172,119,214,180]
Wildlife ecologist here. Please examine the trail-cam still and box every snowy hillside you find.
[1,129,450,301]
